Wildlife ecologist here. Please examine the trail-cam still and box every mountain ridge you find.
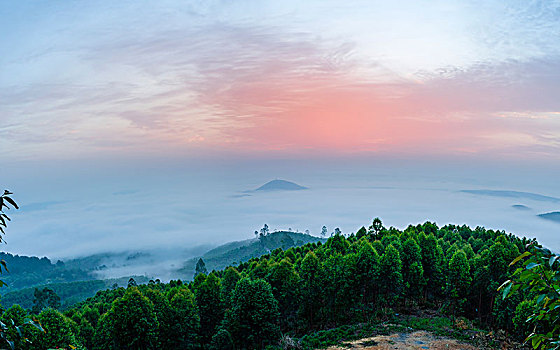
[254,179,307,192]
[178,231,325,279]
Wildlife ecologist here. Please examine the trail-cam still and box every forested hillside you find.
[0,252,151,311]
[179,231,325,279]
[0,253,92,291]
[1,218,555,349]
[0,276,149,311]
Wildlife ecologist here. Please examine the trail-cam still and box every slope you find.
[178,231,325,279]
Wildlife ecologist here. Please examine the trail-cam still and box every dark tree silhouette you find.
[195,258,208,277]
[32,287,61,314]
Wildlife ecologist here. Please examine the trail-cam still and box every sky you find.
[1,1,560,265]
[2,0,560,160]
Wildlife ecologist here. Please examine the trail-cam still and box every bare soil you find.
[326,330,478,349]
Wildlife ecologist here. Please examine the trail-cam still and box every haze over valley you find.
[3,158,560,280]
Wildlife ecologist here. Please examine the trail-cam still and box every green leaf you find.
[532,335,543,349]
[502,283,513,299]
[25,319,44,332]
[3,197,18,209]
[549,255,559,268]
[497,279,511,291]
[0,260,8,273]
[525,332,536,343]
[511,251,531,266]
[527,262,541,270]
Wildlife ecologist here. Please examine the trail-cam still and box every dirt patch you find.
[326,330,477,349]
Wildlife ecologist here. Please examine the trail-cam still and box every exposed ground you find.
[327,330,478,349]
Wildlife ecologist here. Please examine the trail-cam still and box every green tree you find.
[32,287,61,314]
[418,233,444,299]
[341,251,361,315]
[110,287,159,350]
[93,311,116,350]
[470,254,492,323]
[354,226,366,239]
[355,241,380,306]
[406,262,425,303]
[266,258,300,328]
[401,238,425,302]
[486,237,521,323]
[319,253,347,324]
[225,278,280,349]
[195,258,208,277]
[0,191,42,348]
[0,190,18,289]
[447,250,471,317]
[381,234,401,251]
[512,300,537,340]
[379,244,403,303]
[501,247,560,349]
[368,217,384,240]
[144,289,174,349]
[78,318,95,350]
[81,306,100,328]
[209,328,234,350]
[33,308,79,350]
[168,288,200,348]
[372,240,385,255]
[1,304,37,350]
[299,251,322,328]
[221,267,241,310]
[191,272,207,294]
[324,234,349,254]
[0,190,18,243]
[196,273,223,344]
[448,250,471,295]
[259,224,270,239]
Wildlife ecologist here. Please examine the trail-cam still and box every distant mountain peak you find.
[255,179,307,192]
[538,211,560,223]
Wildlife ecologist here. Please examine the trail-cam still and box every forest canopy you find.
[1,217,558,349]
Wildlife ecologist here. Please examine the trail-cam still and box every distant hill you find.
[0,232,325,308]
[178,231,324,279]
[461,189,560,202]
[255,179,307,192]
[0,276,148,310]
[0,253,93,292]
[538,211,560,223]
[0,251,155,310]
[512,204,531,210]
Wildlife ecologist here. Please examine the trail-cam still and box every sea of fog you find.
[3,158,560,279]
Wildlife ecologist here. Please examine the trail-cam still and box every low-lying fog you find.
[4,157,560,279]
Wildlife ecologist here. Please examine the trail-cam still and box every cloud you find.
[192,49,560,157]
[1,1,560,160]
